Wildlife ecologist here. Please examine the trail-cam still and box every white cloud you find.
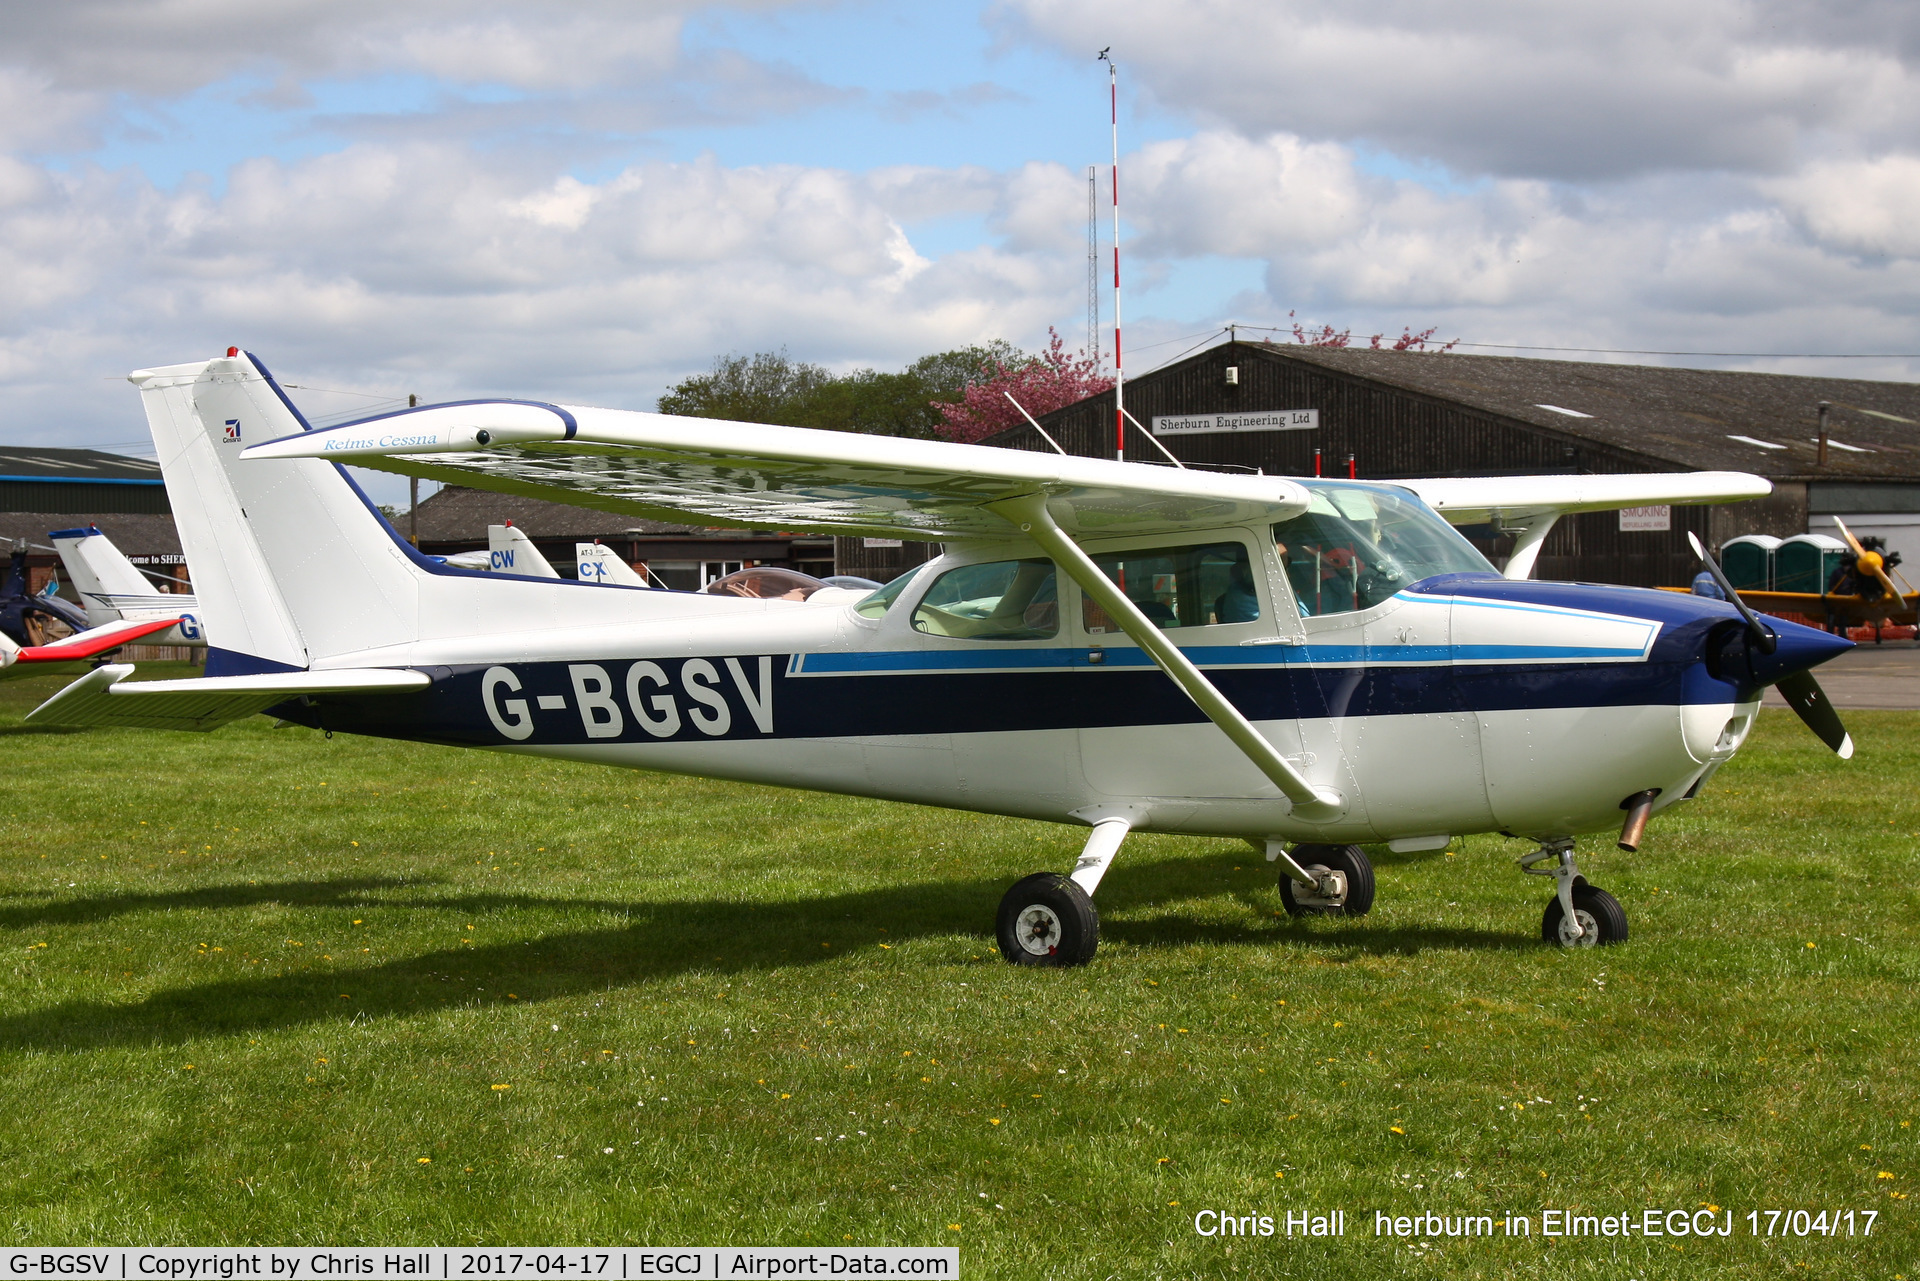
[1004,0,1920,180]
[0,143,1080,448]
[1767,154,1920,259]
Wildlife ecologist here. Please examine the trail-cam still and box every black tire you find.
[1541,883,1628,947]
[1277,844,1375,917]
[996,873,1099,967]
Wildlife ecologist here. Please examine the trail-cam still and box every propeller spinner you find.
[1689,531,1853,758]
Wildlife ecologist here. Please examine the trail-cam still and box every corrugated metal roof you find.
[0,448,165,484]
[1250,345,1920,478]
[0,512,181,554]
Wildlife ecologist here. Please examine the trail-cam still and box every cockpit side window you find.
[1274,483,1494,616]
[1081,540,1258,632]
[852,564,926,619]
[911,559,1059,640]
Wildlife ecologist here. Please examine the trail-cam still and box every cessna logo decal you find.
[481,657,775,742]
[222,419,241,443]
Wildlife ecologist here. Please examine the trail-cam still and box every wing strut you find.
[988,492,1343,822]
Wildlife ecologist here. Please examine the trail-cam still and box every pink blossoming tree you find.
[933,329,1114,444]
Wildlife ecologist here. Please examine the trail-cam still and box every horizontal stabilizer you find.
[27,665,430,732]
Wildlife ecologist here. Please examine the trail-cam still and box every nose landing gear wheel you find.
[996,873,1099,967]
[1541,881,1628,947]
[1278,844,1375,916]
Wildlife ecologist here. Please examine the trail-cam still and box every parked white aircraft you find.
[51,524,204,647]
[31,351,1852,962]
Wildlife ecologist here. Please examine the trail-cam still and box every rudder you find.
[132,351,421,672]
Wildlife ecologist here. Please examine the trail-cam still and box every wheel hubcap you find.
[1015,904,1064,956]
[1558,907,1600,948]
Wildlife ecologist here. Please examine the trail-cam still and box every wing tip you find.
[1837,734,1855,760]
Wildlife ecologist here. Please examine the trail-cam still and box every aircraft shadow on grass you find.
[0,856,1525,1051]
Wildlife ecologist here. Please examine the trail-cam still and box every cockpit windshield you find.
[1274,483,1494,616]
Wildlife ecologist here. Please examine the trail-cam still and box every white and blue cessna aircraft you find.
[31,351,1854,964]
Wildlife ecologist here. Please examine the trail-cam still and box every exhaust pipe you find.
[1617,789,1661,852]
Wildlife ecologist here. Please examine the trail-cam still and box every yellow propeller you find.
[1831,516,1908,605]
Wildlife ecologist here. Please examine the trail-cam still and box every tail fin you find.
[577,541,650,587]
[131,351,420,673]
[487,523,560,578]
[52,526,170,626]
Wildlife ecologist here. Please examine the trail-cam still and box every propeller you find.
[1830,516,1908,604]
[1687,531,1775,653]
[1689,531,1853,758]
[1776,670,1854,759]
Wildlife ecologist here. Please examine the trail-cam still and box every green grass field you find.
[0,664,1912,1278]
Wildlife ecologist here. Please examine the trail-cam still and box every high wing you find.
[1397,472,1771,579]
[1400,472,1772,525]
[237,401,1312,539]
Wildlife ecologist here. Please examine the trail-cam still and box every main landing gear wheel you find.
[1278,844,1375,917]
[1541,880,1628,948]
[996,873,1099,967]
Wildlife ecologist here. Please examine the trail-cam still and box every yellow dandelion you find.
[1806,942,1816,949]
[1391,1126,1405,1134]
[1879,1172,1896,1180]
[946,1226,960,1232]
[780,1093,791,1099]
[988,1118,1001,1125]
[417,1157,431,1164]
[491,1084,511,1091]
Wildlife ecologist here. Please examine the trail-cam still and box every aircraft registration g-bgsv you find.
[31,351,1856,964]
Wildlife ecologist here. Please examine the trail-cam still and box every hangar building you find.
[986,342,1920,588]
[0,448,186,598]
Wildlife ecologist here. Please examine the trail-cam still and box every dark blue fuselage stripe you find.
[280,654,1741,749]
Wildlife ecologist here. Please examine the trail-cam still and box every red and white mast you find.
[1100,48,1125,462]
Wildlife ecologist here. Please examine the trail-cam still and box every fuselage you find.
[278,505,1835,847]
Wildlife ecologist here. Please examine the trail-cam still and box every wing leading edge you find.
[236,397,1313,540]
[1400,472,1771,526]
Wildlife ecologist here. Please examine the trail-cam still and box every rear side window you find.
[1082,541,1257,632]
[911,559,1059,640]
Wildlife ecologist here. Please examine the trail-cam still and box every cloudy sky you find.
[5,0,1920,500]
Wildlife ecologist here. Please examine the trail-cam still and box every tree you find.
[655,350,835,424]
[1273,310,1457,352]
[657,341,1026,439]
[932,329,1115,444]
